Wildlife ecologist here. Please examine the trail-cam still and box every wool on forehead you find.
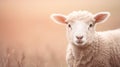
[66,10,94,22]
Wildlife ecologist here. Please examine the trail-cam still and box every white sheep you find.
[50,10,120,67]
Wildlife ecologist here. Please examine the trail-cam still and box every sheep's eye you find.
[89,24,93,27]
[68,24,71,28]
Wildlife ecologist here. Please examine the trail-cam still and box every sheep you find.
[50,10,120,67]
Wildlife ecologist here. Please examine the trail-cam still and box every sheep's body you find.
[66,29,120,67]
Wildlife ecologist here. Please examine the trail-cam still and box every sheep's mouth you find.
[76,40,83,44]
[74,40,87,47]
[75,40,85,46]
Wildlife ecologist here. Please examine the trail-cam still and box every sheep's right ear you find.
[50,14,67,24]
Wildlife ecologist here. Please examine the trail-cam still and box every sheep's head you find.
[51,11,110,47]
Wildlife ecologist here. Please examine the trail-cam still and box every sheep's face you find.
[66,19,95,46]
[51,11,110,47]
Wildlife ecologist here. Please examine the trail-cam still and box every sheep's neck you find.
[71,38,99,65]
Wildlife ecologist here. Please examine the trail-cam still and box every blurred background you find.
[0,0,120,67]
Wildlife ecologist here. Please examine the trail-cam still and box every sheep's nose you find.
[76,36,83,40]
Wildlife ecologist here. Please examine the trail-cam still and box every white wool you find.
[66,29,120,67]
[66,10,94,22]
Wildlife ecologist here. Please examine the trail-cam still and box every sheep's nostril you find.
[76,36,83,40]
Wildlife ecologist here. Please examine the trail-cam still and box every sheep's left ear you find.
[94,12,110,23]
[50,14,67,25]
